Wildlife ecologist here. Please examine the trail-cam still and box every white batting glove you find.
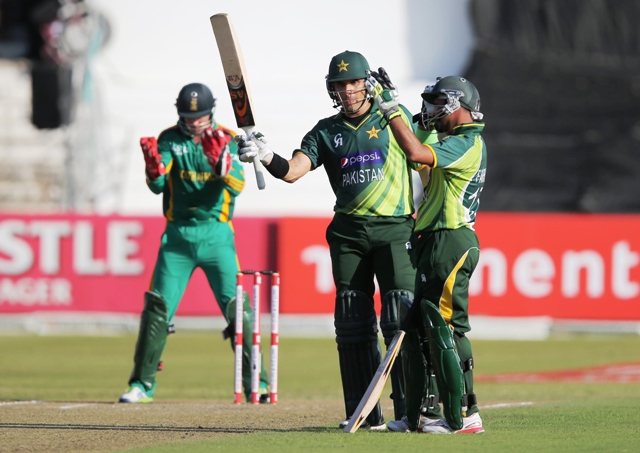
[235,134,256,163]
[365,67,401,122]
[235,132,274,165]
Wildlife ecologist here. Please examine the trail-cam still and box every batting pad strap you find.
[334,290,378,341]
[425,394,440,409]
[380,289,414,344]
[462,392,478,407]
[264,153,289,179]
[461,357,474,372]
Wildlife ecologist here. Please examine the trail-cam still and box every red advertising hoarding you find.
[0,215,276,316]
[276,214,640,320]
[470,213,640,319]
[1,213,639,321]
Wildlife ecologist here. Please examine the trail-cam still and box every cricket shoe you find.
[387,415,442,432]
[420,412,485,434]
[118,384,153,403]
[338,417,387,431]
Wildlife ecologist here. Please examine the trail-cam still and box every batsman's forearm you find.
[390,117,435,166]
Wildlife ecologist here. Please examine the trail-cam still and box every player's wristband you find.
[265,153,289,179]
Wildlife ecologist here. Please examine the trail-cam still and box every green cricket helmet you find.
[417,76,483,129]
[176,82,216,135]
[325,50,371,111]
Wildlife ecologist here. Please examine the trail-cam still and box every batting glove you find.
[201,127,232,177]
[140,137,165,180]
[235,132,274,165]
[365,67,401,122]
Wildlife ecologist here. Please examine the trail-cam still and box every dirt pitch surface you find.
[0,399,344,453]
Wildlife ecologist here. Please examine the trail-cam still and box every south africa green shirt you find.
[296,103,417,216]
[146,122,244,222]
[415,123,487,232]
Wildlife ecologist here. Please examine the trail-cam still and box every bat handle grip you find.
[253,159,267,190]
[242,126,266,190]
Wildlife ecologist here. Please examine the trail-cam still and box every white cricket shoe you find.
[338,417,387,431]
[118,385,153,403]
[387,415,442,432]
[420,412,485,434]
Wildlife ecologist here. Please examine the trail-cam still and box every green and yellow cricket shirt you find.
[415,123,487,232]
[296,103,418,216]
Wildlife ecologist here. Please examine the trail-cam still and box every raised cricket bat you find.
[344,330,405,433]
[210,13,266,190]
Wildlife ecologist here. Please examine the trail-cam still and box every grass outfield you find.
[1,333,639,452]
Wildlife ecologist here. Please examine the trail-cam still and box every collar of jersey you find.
[452,122,485,135]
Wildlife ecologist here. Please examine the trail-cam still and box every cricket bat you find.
[343,330,405,433]
[210,13,266,190]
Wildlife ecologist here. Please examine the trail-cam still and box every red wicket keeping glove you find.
[140,137,166,180]
[202,127,232,177]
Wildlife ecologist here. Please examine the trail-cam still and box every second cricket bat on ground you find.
[210,13,266,190]
[344,330,405,433]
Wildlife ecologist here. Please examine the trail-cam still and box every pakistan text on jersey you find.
[179,170,217,182]
[342,168,385,186]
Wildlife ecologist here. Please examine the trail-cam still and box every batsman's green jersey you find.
[412,122,487,330]
[297,103,419,296]
[415,123,487,233]
[408,123,488,419]
[302,101,421,425]
[146,122,245,320]
[299,103,417,217]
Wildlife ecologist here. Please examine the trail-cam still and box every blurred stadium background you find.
[0,0,638,339]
